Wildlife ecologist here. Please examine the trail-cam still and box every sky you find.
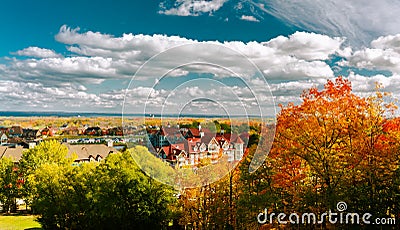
[1,0,400,116]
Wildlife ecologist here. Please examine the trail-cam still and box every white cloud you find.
[56,25,196,57]
[158,0,228,16]
[0,80,116,111]
[6,25,400,113]
[371,34,400,51]
[251,0,400,46]
[4,56,118,85]
[1,26,347,113]
[264,31,346,60]
[339,34,400,74]
[240,15,259,22]
[13,47,61,58]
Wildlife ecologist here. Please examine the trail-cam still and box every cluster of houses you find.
[0,125,133,165]
[0,125,144,145]
[147,125,248,168]
[0,123,250,169]
[0,143,117,165]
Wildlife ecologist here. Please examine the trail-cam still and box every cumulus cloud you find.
[0,80,115,111]
[240,15,259,22]
[0,26,347,113]
[264,32,345,60]
[371,34,400,51]
[339,34,400,75]
[158,0,228,16]
[13,47,62,58]
[50,26,342,83]
[3,25,400,113]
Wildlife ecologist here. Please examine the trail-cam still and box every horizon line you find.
[0,111,275,119]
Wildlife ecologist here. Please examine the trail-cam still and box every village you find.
[0,123,146,164]
[0,118,256,169]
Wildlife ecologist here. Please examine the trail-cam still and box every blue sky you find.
[0,0,294,57]
[1,0,400,115]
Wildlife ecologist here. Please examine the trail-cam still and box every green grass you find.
[0,214,42,230]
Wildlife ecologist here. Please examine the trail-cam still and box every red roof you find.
[188,128,200,137]
[160,143,185,158]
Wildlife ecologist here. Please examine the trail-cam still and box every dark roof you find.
[161,127,181,137]
[86,127,101,131]
[22,129,39,138]
[201,132,216,145]
[9,126,23,135]
[230,134,244,144]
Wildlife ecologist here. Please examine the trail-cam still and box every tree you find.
[0,157,20,213]
[19,140,72,174]
[87,151,176,230]
[236,137,277,229]
[19,140,73,210]
[27,147,176,229]
[272,77,400,220]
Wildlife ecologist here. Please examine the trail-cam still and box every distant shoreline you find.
[0,111,272,119]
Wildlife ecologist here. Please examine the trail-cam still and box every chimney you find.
[198,124,201,131]
[200,131,204,138]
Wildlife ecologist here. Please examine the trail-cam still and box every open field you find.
[0,214,42,230]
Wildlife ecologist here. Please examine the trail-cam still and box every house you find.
[64,143,117,163]
[107,126,123,136]
[62,126,80,136]
[22,129,40,140]
[230,134,245,161]
[156,143,187,167]
[7,137,30,148]
[148,127,185,148]
[1,133,8,145]
[84,127,102,136]
[0,127,9,135]
[123,126,137,135]
[40,127,53,137]
[186,138,206,165]
[9,126,23,137]
[215,133,244,161]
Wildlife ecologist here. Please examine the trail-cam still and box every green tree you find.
[87,151,176,230]
[27,149,176,229]
[19,140,74,211]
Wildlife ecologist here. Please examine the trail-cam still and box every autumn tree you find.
[0,157,20,213]
[272,76,400,219]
